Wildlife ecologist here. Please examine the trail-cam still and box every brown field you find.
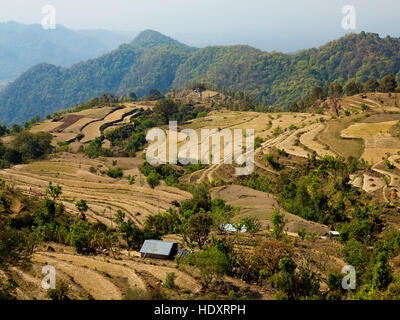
[0,153,191,227]
[211,185,329,235]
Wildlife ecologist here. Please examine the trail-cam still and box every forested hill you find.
[1,30,400,125]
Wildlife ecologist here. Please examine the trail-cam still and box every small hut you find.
[140,240,178,259]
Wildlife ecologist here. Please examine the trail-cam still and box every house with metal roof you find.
[140,240,178,259]
[222,223,247,233]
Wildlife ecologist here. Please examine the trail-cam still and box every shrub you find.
[46,280,70,300]
[124,288,150,300]
[185,247,230,288]
[165,272,176,289]
[147,171,160,188]
[106,167,123,178]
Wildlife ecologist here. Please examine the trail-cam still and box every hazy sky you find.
[1,0,400,52]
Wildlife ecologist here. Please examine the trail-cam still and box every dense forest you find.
[1,31,400,124]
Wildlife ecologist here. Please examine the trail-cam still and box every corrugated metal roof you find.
[222,224,247,232]
[140,240,177,256]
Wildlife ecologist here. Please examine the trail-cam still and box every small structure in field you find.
[140,240,178,259]
[328,231,340,238]
[222,223,247,233]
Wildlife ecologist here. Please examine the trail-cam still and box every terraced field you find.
[29,104,145,148]
[211,185,329,235]
[80,107,137,143]
[0,153,191,227]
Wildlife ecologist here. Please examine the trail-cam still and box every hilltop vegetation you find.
[1,31,400,124]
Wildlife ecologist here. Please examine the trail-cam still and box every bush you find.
[239,216,261,234]
[165,272,176,289]
[185,247,230,288]
[46,280,70,300]
[106,167,123,178]
[124,288,150,300]
[147,171,160,188]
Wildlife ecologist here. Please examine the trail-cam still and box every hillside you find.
[0,21,131,83]
[2,91,400,300]
[1,31,400,125]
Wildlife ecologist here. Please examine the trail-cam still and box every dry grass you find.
[211,185,328,235]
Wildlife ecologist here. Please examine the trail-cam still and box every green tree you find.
[46,182,62,201]
[153,99,178,123]
[147,171,160,188]
[148,89,164,101]
[67,220,92,253]
[345,81,360,96]
[185,247,229,288]
[271,209,286,239]
[379,74,397,93]
[239,216,261,234]
[75,200,89,220]
[371,254,393,290]
[364,78,379,92]
[128,91,137,101]
[187,213,213,249]
[165,272,176,289]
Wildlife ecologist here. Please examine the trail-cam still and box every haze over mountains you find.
[0,28,400,125]
[0,21,133,83]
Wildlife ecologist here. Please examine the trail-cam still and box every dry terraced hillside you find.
[2,92,400,299]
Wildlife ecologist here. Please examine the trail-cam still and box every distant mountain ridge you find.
[0,21,132,82]
[0,29,399,124]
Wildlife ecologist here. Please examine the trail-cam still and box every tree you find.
[289,102,300,112]
[3,149,22,164]
[75,200,88,220]
[342,239,370,269]
[210,199,235,231]
[371,253,393,290]
[46,182,62,201]
[147,171,160,188]
[185,247,229,288]
[148,89,164,101]
[298,227,306,240]
[345,81,360,96]
[12,131,53,160]
[271,209,286,239]
[165,272,176,289]
[310,86,326,100]
[364,78,379,92]
[329,83,343,98]
[153,99,178,123]
[192,183,211,211]
[329,83,343,116]
[67,220,92,253]
[115,210,159,254]
[0,218,35,269]
[379,74,397,93]
[128,91,137,101]
[187,213,213,249]
[239,216,261,234]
